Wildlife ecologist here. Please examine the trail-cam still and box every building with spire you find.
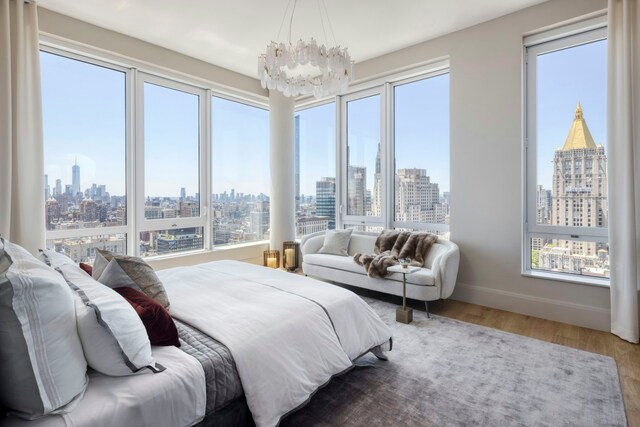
[72,158,81,196]
[540,103,608,276]
[371,143,382,217]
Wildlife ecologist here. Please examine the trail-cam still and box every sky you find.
[42,51,126,196]
[536,39,607,189]
[42,38,606,201]
[297,73,451,197]
[41,51,270,199]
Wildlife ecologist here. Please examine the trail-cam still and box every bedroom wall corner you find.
[36,7,267,98]
[352,0,611,331]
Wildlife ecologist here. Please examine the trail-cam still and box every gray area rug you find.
[281,298,626,427]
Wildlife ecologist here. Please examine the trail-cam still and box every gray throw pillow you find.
[317,229,353,256]
[94,249,170,312]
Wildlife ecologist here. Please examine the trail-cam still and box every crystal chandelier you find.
[257,0,353,99]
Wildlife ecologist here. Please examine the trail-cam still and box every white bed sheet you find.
[0,346,206,427]
[158,260,392,427]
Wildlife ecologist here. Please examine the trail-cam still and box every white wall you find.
[355,0,610,330]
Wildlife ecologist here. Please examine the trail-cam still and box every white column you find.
[269,91,295,252]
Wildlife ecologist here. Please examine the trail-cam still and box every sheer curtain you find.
[0,0,45,254]
[608,0,640,343]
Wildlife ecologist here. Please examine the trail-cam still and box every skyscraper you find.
[294,114,300,213]
[316,177,336,229]
[347,166,367,216]
[72,158,81,196]
[395,168,443,223]
[551,103,607,231]
[540,103,608,274]
[371,143,382,216]
[250,200,270,240]
[55,179,62,197]
[44,174,50,200]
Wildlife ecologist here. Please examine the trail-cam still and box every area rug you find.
[281,298,626,427]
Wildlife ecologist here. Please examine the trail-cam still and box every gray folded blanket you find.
[354,230,438,278]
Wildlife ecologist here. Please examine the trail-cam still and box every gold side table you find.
[388,265,420,324]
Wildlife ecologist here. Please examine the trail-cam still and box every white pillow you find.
[317,229,353,256]
[56,263,165,376]
[39,248,76,270]
[0,238,88,419]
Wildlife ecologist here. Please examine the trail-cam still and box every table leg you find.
[396,272,413,324]
[402,273,407,310]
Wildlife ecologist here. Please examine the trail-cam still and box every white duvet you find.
[158,260,392,427]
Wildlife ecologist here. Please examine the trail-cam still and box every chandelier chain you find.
[320,0,338,47]
[288,0,298,44]
[317,0,329,47]
[275,0,293,43]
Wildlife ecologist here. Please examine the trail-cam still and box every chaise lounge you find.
[300,231,460,315]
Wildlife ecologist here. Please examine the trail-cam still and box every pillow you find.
[39,248,76,269]
[79,262,93,276]
[93,249,170,311]
[0,238,88,419]
[57,263,165,376]
[317,229,353,256]
[114,287,180,347]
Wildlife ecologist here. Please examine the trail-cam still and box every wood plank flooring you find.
[427,298,640,427]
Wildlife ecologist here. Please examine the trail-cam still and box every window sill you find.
[141,240,269,262]
[522,269,610,288]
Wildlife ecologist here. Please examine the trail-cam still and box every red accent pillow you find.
[79,262,93,276]
[113,287,180,347]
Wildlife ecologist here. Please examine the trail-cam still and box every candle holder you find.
[282,241,300,272]
[263,250,280,269]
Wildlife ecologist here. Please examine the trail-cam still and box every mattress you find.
[159,260,393,427]
[174,318,244,415]
[0,346,206,427]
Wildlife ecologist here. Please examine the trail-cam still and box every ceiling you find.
[38,0,548,79]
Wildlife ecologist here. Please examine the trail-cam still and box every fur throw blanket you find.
[353,230,438,278]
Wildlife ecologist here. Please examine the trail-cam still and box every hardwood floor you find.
[427,298,640,427]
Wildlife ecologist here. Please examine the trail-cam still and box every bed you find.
[1,260,392,427]
[159,260,393,427]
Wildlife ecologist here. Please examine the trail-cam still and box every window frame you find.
[522,22,609,286]
[134,72,209,255]
[40,45,134,255]
[389,70,451,234]
[40,40,270,260]
[339,86,386,229]
[294,99,338,237]
[210,94,271,247]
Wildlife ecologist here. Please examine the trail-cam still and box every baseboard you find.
[451,283,611,332]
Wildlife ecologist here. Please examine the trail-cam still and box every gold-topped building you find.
[561,102,597,151]
[540,103,608,276]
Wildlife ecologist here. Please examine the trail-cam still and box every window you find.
[211,96,269,246]
[41,45,270,261]
[341,89,384,229]
[41,51,128,262]
[524,25,609,282]
[295,102,336,238]
[337,67,449,234]
[393,73,450,237]
[137,75,206,257]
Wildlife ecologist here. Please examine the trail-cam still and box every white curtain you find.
[608,0,640,343]
[0,0,45,255]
